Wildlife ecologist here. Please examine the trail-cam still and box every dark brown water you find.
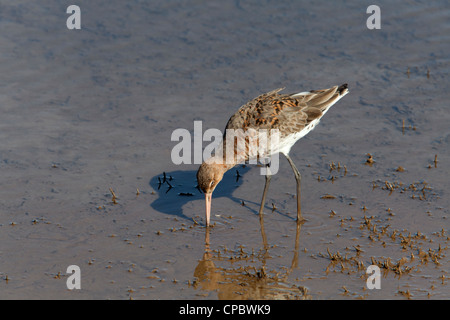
[0,0,448,299]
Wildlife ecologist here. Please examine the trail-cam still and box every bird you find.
[197,84,349,226]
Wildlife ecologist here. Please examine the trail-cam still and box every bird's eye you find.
[210,180,215,187]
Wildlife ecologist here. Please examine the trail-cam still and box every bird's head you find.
[196,160,228,226]
[196,162,225,194]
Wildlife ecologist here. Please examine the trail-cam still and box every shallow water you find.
[0,0,449,299]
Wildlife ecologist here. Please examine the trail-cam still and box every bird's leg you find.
[290,219,303,270]
[259,206,269,253]
[284,154,303,221]
[258,163,272,216]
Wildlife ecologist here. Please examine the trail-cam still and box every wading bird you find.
[197,84,349,226]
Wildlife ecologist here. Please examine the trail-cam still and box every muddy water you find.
[0,1,449,299]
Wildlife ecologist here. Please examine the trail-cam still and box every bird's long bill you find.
[205,193,212,227]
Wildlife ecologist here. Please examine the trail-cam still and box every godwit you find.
[197,84,349,226]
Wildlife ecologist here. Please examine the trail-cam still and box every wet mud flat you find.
[0,1,449,299]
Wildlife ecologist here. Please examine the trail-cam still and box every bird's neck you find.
[204,154,236,172]
[206,138,249,170]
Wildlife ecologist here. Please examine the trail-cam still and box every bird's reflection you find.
[192,218,310,300]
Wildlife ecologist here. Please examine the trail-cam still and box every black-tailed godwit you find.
[197,84,349,226]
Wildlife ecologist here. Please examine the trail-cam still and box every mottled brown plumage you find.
[197,84,349,226]
[225,85,346,136]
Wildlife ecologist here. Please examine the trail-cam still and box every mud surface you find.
[0,1,449,299]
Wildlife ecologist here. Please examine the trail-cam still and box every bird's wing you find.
[225,84,349,135]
